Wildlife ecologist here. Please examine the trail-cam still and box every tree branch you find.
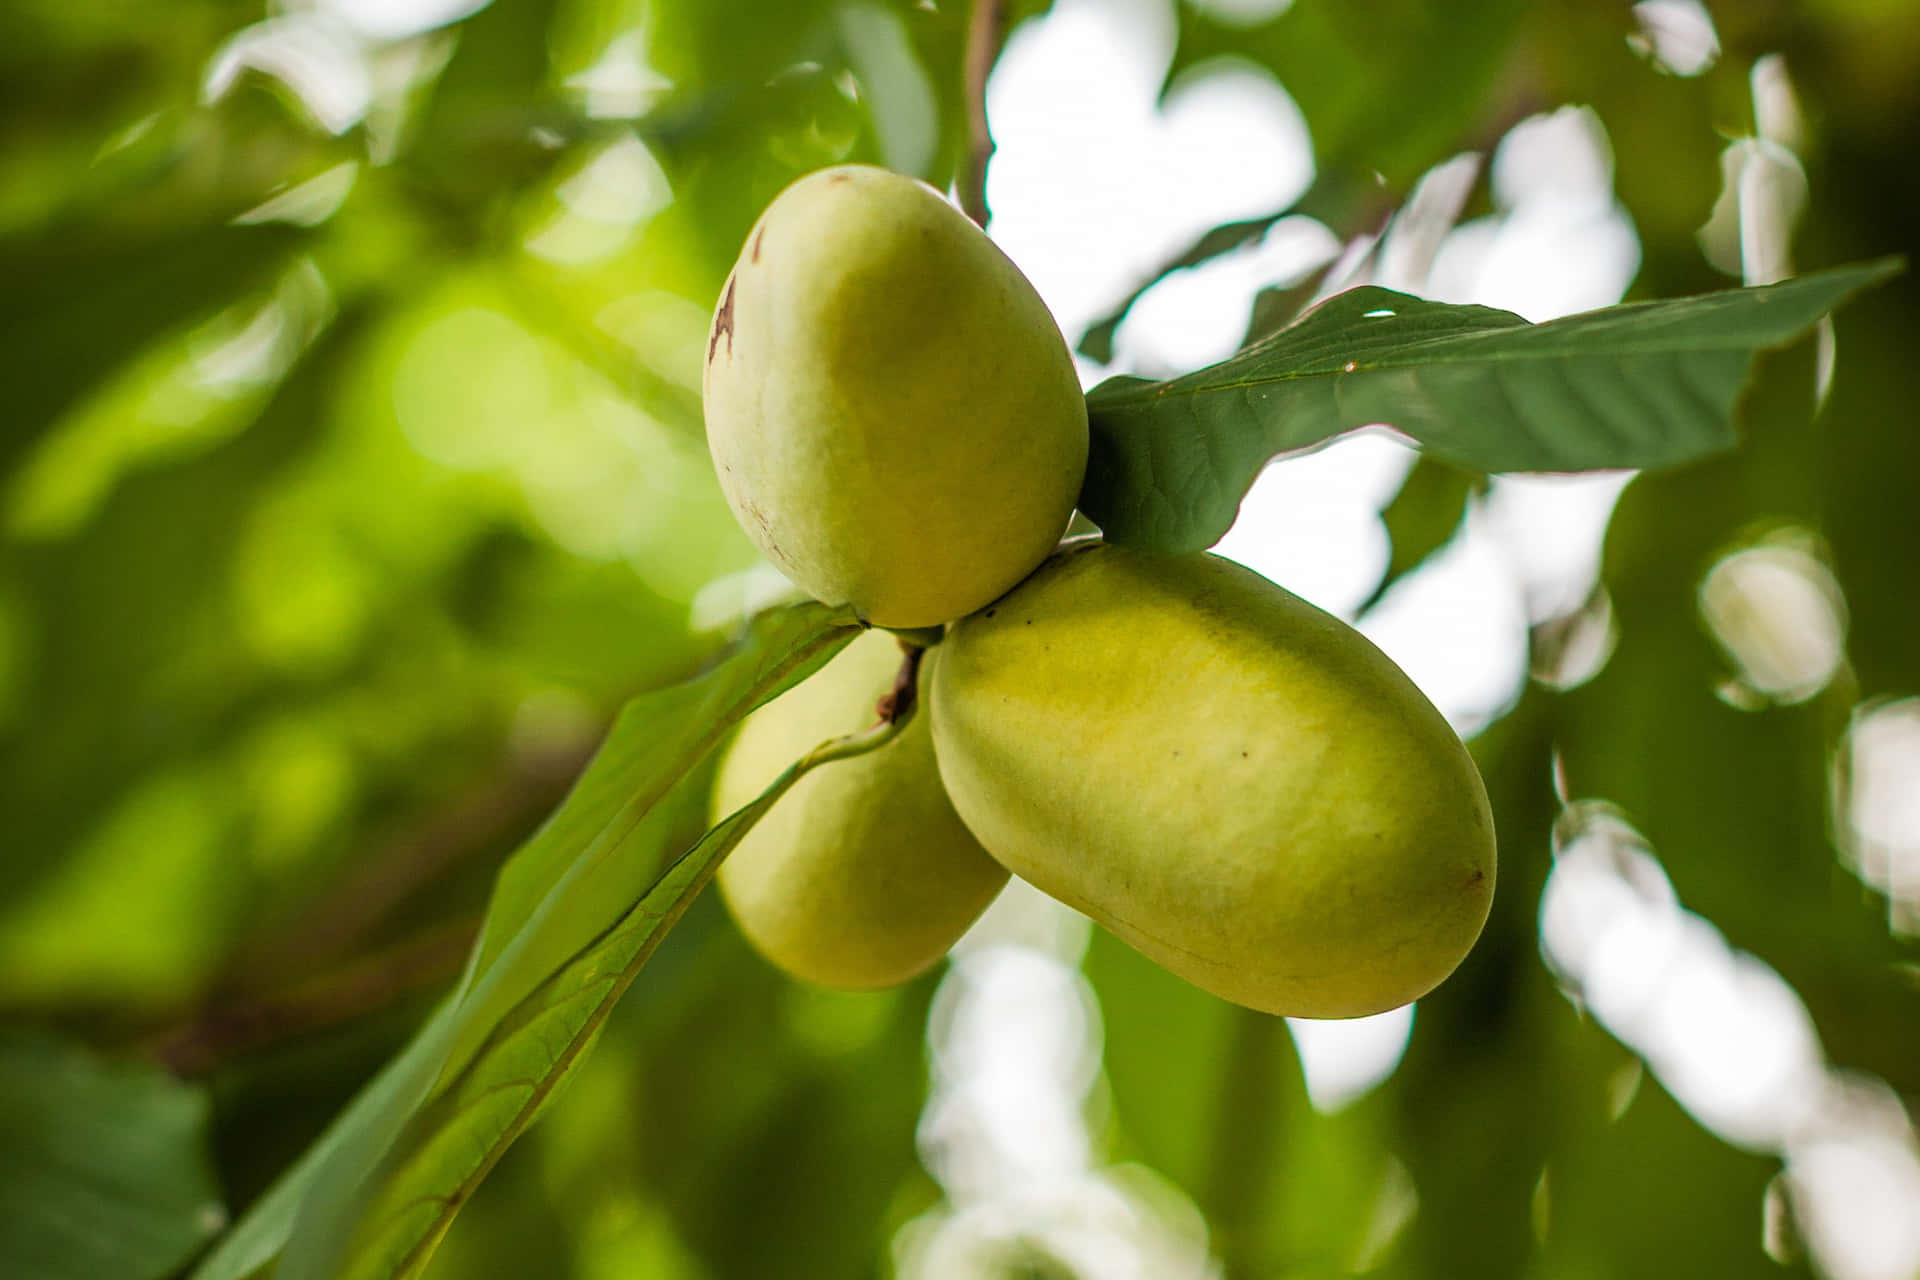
[147,921,476,1076]
[958,0,1010,229]
[230,730,596,988]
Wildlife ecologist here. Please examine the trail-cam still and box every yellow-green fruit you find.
[712,629,1009,989]
[702,164,1088,629]
[929,543,1496,1018]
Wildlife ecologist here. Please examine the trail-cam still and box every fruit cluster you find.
[703,165,1494,1018]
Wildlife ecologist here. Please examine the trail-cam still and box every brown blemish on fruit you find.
[751,226,765,263]
[740,496,786,563]
[708,275,736,363]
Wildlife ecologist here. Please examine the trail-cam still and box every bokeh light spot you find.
[1286,1004,1415,1113]
[1698,535,1848,708]
[1832,697,1920,935]
[1628,0,1721,77]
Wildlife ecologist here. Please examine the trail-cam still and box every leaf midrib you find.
[1092,329,1786,408]
[1087,262,1900,410]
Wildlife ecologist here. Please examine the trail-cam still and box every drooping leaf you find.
[0,1034,225,1280]
[446,604,861,1065]
[1079,260,1902,553]
[186,1007,460,1280]
[194,601,863,1280]
[329,706,912,1280]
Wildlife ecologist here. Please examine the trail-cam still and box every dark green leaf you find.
[0,1035,225,1280]
[1080,260,1902,553]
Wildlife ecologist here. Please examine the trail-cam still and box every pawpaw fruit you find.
[929,542,1495,1017]
[703,164,1087,629]
[713,629,1008,989]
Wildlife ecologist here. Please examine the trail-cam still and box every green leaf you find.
[0,1034,225,1280]
[1079,259,1902,554]
[195,601,863,1280]
[331,709,913,1280]
[186,1008,461,1280]
[448,604,860,1067]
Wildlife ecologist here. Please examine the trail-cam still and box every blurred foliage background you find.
[2,0,1918,1277]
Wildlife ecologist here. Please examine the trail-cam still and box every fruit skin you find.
[929,542,1495,1018]
[712,628,1009,990]
[702,164,1088,629]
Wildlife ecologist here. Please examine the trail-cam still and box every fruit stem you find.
[799,690,916,772]
[874,642,926,725]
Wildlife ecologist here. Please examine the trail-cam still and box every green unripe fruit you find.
[929,543,1495,1018]
[712,629,1009,990]
[702,164,1088,629]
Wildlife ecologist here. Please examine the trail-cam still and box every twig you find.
[229,730,597,988]
[147,921,477,1076]
[958,0,1010,229]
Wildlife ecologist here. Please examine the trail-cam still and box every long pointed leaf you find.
[333,711,915,1280]
[1080,259,1902,552]
[195,602,862,1280]
[186,1005,457,1280]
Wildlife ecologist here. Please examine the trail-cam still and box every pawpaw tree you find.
[0,3,1915,1280]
